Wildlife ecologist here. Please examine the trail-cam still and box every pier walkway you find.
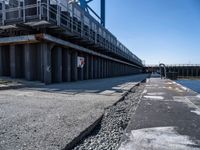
[119,76,200,150]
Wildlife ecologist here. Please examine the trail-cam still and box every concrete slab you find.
[0,74,148,150]
[119,77,200,150]
[0,77,45,90]
[0,80,25,90]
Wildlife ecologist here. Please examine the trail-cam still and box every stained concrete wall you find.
[0,42,142,84]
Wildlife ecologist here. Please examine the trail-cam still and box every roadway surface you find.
[119,76,200,150]
[0,74,148,150]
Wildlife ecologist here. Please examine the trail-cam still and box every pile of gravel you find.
[73,84,144,150]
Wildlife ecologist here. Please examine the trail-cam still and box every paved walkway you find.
[0,74,148,150]
[119,77,200,150]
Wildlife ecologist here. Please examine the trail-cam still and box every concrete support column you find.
[93,57,98,79]
[10,45,17,78]
[62,49,71,82]
[24,44,34,80]
[114,62,116,76]
[99,58,102,78]
[112,62,114,76]
[113,62,115,76]
[89,55,94,79]
[115,62,118,76]
[52,47,62,83]
[118,63,120,76]
[0,46,10,76]
[109,61,113,77]
[113,62,116,76]
[102,59,104,78]
[37,44,44,82]
[97,57,100,78]
[104,60,107,78]
[123,64,125,75]
[108,61,111,77]
[0,47,3,76]
[71,50,78,81]
[122,64,125,76]
[10,45,25,78]
[109,61,111,77]
[42,43,52,84]
[107,60,110,77]
[100,58,103,78]
[103,59,106,78]
[121,64,123,76]
[84,54,89,80]
[78,53,84,81]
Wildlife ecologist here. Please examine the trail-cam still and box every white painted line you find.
[144,95,164,100]
[147,92,165,96]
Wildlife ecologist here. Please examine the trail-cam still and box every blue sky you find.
[89,0,200,65]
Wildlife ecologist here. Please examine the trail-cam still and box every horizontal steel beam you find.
[0,35,39,45]
[0,34,142,69]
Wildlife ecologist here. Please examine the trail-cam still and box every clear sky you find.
[89,0,200,65]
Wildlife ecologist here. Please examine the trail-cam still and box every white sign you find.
[77,56,85,68]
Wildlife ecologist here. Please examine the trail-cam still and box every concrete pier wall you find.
[146,66,200,79]
[0,42,142,84]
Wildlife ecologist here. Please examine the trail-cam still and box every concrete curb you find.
[65,79,147,150]
[117,79,147,150]
[64,115,103,150]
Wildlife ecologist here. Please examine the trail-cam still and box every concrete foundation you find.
[0,41,142,84]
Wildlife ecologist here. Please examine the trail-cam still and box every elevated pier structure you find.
[146,65,200,79]
[0,0,143,84]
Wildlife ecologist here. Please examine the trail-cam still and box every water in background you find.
[176,79,200,94]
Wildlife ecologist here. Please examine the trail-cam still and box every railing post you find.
[47,0,50,21]
[81,11,84,37]
[57,0,60,26]
[2,1,5,25]
[23,0,26,22]
[37,0,39,18]
[89,18,92,41]
[18,0,21,19]
[71,4,74,33]
[95,25,97,44]
[39,0,42,20]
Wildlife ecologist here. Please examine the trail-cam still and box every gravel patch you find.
[72,83,145,150]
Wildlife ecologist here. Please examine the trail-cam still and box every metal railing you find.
[146,64,200,67]
[0,0,142,66]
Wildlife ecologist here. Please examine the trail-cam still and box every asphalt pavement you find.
[0,74,148,150]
